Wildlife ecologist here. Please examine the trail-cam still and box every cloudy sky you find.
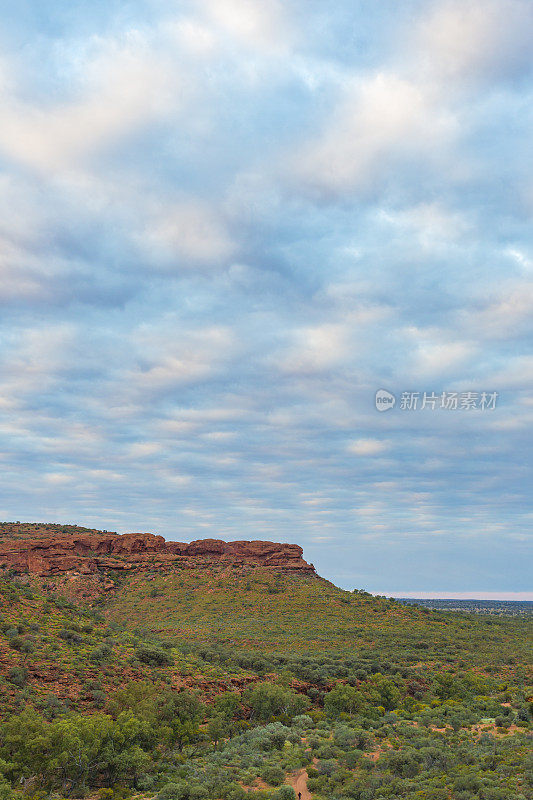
[1,0,532,597]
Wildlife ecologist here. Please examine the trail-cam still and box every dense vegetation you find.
[0,522,115,541]
[0,554,531,800]
[103,567,532,668]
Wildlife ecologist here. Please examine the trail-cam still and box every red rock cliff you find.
[0,528,315,577]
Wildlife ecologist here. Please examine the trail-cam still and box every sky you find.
[0,0,532,597]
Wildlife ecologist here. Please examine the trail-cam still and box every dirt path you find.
[287,768,311,800]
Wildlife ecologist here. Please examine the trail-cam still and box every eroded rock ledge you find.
[0,530,315,577]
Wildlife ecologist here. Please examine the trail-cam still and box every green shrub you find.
[222,785,247,800]
[261,766,285,786]
[292,714,313,729]
[58,628,82,644]
[343,749,364,768]
[273,788,295,800]
[0,778,15,800]
[317,759,336,776]
[157,783,188,800]
[91,644,113,661]
[7,666,28,687]
[136,646,174,667]
[91,690,106,707]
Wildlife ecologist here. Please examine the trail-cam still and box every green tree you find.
[245,683,309,721]
[111,744,151,788]
[158,690,204,751]
[207,715,228,748]
[324,684,365,715]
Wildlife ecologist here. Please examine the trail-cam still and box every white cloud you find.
[293,72,457,196]
[140,201,236,267]
[352,502,387,515]
[414,341,475,376]
[161,471,192,487]
[0,324,75,399]
[290,0,532,201]
[277,323,351,374]
[378,202,472,245]
[486,354,533,389]
[347,439,390,456]
[166,19,218,59]
[0,37,183,174]
[413,0,533,85]
[202,430,236,440]
[128,442,163,458]
[44,473,75,485]
[403,327,476,377]
[0,176,69,301]
[155,419,200,435]
[0,233,82,303]
[199,0,292,54]
[505,247,533,274]
[123,325,238,393]
[463,280,533,339]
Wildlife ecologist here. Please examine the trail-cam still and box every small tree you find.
[245,683,309,721]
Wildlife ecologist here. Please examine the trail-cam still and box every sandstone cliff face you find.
[0,529,315,578]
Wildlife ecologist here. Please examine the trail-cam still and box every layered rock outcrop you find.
[0,529,315,578]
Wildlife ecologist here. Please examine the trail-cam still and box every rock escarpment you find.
[0,528,315,578]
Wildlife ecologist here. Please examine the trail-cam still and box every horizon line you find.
[378,591,533,601]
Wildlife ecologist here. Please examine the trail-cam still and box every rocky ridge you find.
[0,527,316,579]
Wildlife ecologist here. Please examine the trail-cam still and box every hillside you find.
[0,523,531,800]
[0,523,529,670]
[0,574,266,717]
[103,564,532,670]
